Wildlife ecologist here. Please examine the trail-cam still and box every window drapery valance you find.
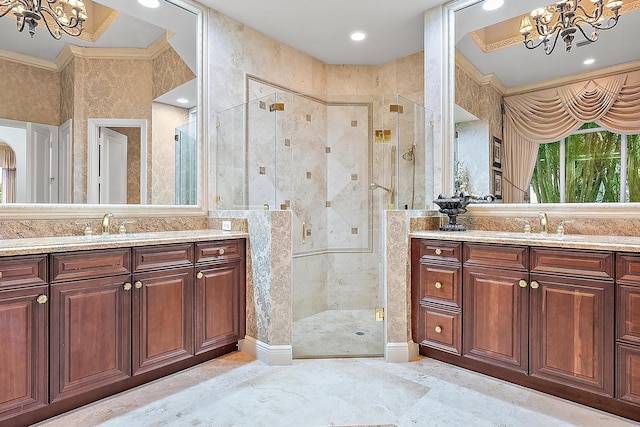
[502,70,640,202]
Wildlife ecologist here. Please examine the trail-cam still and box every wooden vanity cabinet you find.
[529,248,614,396]
[462,243,529,373]
[194,239,246,354]
[411,239,462,355]
[0,255,49,422]
[131,244,194,375]
[616,253,640,405]
[49,249,132,402]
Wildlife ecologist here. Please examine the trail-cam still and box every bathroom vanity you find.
[0,230,247,426]
[411,231,640,422]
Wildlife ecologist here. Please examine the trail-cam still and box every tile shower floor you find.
[35,352,638,427]
[292,309,384,358]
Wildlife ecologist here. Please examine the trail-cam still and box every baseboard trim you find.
[239,336,293,366]
[386,341,419,363]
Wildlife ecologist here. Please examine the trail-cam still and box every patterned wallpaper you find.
[0,57,61,126]
[152,45,196,100]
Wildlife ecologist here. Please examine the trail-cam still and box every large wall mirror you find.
[0,0,206,218]
[451,0,640,210]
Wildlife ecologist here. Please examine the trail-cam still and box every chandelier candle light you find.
[519,0,623,55]
[0,0,88,39]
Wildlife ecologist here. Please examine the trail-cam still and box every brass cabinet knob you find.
[519,280,528,288]
[435,325,442,334]
[124,282,132,291]
[0,271,3,279]
[530,280,540,289]
[435,248,442,255]
[435,281,442,289]
[218,248,225,255]
[37,294,48,304]
[196,271,204,279]
[134,281,143,289]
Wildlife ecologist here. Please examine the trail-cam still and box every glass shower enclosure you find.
[216,91,431,358]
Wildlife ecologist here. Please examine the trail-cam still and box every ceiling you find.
[455,0,640,89]
[198,0,640,90]
[0,0,197,108]
[197,0,447,65]
[2,0,637,96]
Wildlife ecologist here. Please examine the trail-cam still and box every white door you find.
[99,127,127,204]
[26,122,58,203]
[57,119,72,204]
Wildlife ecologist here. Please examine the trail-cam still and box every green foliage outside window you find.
[531,123,639,203]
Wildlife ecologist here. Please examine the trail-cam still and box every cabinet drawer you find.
[51,249,131,282]
[418,264,460,308]
[617,253,640,285]
[464,243,528,271]
[195,240,244,265]
[618,284,640,344]
[0,255,47,288]
[616,343,640,406]
[418,305,461,355]
[530,247,613,280]
[415,239,461,264]
[133,243,194,273]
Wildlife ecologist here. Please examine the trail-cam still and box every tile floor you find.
[292,309,384,358]
[35,352,639,427]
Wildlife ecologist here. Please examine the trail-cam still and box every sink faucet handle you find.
[75,221,93,236]
[118,220,135,234]
[556,220,575,236]
[514,218,531,233]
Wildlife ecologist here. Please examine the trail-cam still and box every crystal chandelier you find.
[519,0,623,55]
[0,0,88,39]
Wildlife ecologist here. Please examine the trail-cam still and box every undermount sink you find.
[82,232,154,240]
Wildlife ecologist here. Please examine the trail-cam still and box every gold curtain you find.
[1,149,16,203]
[503,70,640,202]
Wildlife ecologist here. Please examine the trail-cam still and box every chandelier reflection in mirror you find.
[0,0,88,39]
[519,0,623,55]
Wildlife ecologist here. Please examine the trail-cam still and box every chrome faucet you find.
[102,213,113,234]
[538,211,548,234]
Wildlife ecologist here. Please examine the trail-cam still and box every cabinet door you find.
[617,343,640,405]
[195,262,245,354]
[0,286,48,421]
[529,275,614,396]
[463,267,529,373]
[132,267,194,375]
[50,275,132,402]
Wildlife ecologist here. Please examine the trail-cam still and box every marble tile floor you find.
[35,352,639,427]
[292,309,384,358]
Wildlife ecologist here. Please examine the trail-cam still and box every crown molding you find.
[456,51,506,94]
[0,48,58,71]
[505,60,640,96]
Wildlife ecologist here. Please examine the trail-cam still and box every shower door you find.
[290,94,383,358]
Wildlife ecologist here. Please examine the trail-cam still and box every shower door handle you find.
[302,222,306,244]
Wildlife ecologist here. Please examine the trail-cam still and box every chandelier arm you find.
[575,3,603,21]
[544,31,561,55]
[38,5,83,37]
[575,22,599,43]
[0,0,26,18]
[591,15,621,30]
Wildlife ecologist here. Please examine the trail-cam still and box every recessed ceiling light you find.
[138,0,160,8]
[177,98,189,104]
[350,31,366,42]
[482,0,504,11]
[583,58,595,65]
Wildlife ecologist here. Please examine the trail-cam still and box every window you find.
[530,123,640,203]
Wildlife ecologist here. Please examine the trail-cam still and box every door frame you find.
[87,119,147,204]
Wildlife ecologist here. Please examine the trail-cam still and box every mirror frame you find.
[0,0,208,220]
[438,0,640,220]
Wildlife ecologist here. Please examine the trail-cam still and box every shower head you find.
[369,182,391,193]
[402,144,416,161]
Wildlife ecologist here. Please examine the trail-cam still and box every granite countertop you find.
[0,229,249,256]
[410,230,640,253]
